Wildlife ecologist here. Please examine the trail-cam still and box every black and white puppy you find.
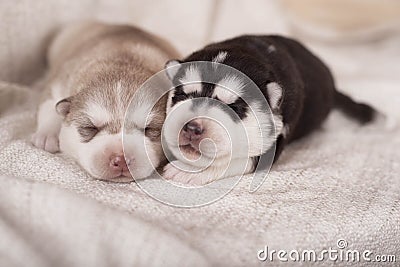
[163,35,377,185]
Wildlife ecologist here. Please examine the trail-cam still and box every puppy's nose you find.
[110,155,128,171]
[183,120,204,137]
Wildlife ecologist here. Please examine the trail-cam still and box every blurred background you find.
[0,3,399,265]
[0,0,399,112]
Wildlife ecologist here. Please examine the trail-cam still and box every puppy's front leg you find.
[31,99,62,153]
[163,157,255,185]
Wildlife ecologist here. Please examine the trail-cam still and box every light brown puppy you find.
[32,21,180,182]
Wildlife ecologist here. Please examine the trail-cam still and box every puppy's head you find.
[163,54,281,168]
[56,73,166,182]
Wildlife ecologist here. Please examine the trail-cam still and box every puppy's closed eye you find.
[78,125,100,142]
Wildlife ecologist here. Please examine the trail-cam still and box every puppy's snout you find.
[183,120,204,139]
[110,155,128,171]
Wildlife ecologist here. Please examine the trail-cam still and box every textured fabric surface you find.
[0,175,209,267]
[1,0,400,266]
[0,80,399,266]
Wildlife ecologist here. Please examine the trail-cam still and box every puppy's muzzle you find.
[182,119,204,141]
[109,154,129,172]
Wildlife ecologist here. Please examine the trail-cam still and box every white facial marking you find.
[212,51,228,63]
[115,80,122,98]
[282,124,289,137]
[126,99,155,129]
[212,75,245,104]
[241,102,275,157]
[179,65,201,84]
[86,102,112,127]
[182,84,202,95]
[273,114,284,137]
[268,45,276,53]
[179,65,203,94]
[266,82,283,110]
[114,81,125,114]
[212,86,238,104]
[218,75,246,94]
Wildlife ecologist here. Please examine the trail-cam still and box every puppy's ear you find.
[165,60,182,80]
[55,96,73,117]
[266,82,283,111]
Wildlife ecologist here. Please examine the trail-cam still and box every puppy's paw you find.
[31,132,59,153]
[163,161,206,185]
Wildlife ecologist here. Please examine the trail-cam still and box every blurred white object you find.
[281,0,400,42]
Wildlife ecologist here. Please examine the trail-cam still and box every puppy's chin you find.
[89,164,155,183]
[96,173,133,183]
[168,141,227,169]
[178,144,201,160]
[88,166,134,183]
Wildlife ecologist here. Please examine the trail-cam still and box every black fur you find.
[170,35,377,162]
